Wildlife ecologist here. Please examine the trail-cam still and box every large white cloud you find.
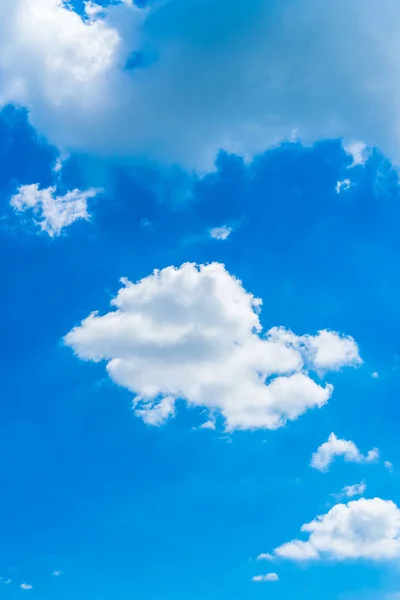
[311,433,379,472]
[0,0,400,168]
[64,262,361,430]
[272,498,400,561]
[0,0,121,109]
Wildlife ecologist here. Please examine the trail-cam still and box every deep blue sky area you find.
[0,106,399,599]
[1,2,400,599]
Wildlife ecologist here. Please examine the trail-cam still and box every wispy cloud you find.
[209,225,233,240]
[252,573,279,582]
[20,583,33,590]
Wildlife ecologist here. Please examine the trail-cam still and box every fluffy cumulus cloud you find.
[1,1,400,168]
[0,0,122,130]
[10,183,98,236]
[311,433,379,472]
[272,498,400,561]
[65,262,361,430]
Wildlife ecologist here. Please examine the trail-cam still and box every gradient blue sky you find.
[1,1,400,599]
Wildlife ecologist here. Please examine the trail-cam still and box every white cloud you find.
[252,573,279,582]
[10,183,98,236]
[199,417,216,430]
[340,481,366,498]
[52,157,63,174]
[52,571,62,576]
[0,0,122,109]
[335,178,351,194]
[84,1,105,19]
[20,584,33,590]
[273,498,400,561]
[256,553,274,561]
[0,1,400,169]
[3,580,12,585]
[136,395,176,426]
[267,327,361,372]
[372,371,379,379]
[311,433,379,472]
[65,262,361,430]
[209,225,233,240]
[344,141,368,167]
[385,461,394,472]
[306,330,361,371]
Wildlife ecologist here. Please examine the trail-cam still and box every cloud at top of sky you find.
[1,0,400,170]
[64,262,361,431]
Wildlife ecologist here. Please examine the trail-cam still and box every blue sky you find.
[1,1,400,599]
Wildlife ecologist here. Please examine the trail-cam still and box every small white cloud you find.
[256,553,274,561]
[340,481,366,498]
[371,371,379,379]
[385,461,394,472]
[268,327,362,372]
[53,157,63,173]
[311,433,379,472]
[52,571,62,576]
[252,573,279,582]
[273,498,400,561]
[209,225,233,240]
[135,396,176,426]
[20,584,33,590]
[335,178,351,193]
[65,263,361,431]
[3,579,12,585]
[344,141,368,167]
[199,419,216,430]
[10,184,98,237]
[304,330,361,371]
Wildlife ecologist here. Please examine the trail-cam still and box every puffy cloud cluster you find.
[65,262,361,430]
[0,1,400,168]
[311,433,379,472]
[273,498,400,561]
[10,183,98,236]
